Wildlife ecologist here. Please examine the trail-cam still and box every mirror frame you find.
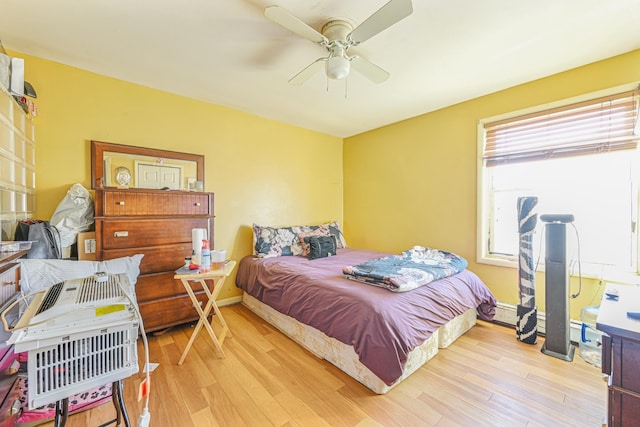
[91,140,205,190]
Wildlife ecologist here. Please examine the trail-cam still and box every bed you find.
[235,246,496,394]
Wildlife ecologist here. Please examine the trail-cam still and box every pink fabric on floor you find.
[16,377,112,426]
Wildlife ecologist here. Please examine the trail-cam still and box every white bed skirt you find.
[242,292,477,394]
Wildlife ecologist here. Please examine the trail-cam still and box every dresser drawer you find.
[139,293,210,331]
[0,378,20,427]
[135,271,206,303]
[103,243,192,274]
[0,263,19,307]
[0,347,18,376]
[612,337,640,393]
[609,387,640,426]
[99,218,210,249]
[0,347,18,408]
[101,191,212,216]
[0,291,19,406]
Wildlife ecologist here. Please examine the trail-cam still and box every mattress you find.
[235,248,496,391]
[242,292,476,394]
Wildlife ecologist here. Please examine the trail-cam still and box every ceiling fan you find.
[264,0,413,86]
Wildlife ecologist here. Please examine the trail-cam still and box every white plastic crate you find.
[23,321,139,409]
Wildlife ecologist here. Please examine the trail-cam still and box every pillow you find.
[324,221,347,249]
[19,254,144,296]
[253,223,315,258]
[298,225,331,257]
[253,221,347,257]
[97,255,144,285]
[305,235,338,260]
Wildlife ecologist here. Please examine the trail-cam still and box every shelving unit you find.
[0,82,35,425]
[0,84,36,241]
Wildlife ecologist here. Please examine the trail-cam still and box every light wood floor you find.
[42,304,606,427]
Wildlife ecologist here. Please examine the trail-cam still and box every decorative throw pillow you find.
[298,225,331,257]
[252,221,346,258]
[305,235,338,260]
[253,223,315,258]
[323,221,347,249]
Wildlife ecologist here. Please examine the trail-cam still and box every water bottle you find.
[201,239,211,272]
[579,305,602,368]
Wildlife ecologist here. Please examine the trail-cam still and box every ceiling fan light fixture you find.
[326,55,350,80]
[265,2,414,86]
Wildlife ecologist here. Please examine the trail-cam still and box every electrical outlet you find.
[84,238,96,254]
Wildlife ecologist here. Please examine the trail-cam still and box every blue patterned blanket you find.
[342,246,468,292]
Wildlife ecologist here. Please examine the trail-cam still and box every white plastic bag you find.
[50,183,95,247]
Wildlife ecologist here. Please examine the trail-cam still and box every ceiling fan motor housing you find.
[321,20,353,43]
[322,21,353,80]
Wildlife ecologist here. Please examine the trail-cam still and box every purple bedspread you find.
[235,248,496,386]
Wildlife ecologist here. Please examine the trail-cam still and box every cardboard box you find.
[77,232,96,261]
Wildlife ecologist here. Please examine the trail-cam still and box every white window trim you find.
[476,82,640,281]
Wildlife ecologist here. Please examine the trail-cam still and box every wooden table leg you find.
[202,275,232,343]
[178,277,225,365]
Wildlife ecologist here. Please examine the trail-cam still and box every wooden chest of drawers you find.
[597,284,640,426]
[0,251,28,426]
[0,327,20,427]
[95,188,214,332]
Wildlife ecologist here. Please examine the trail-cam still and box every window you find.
[478,86,640,279]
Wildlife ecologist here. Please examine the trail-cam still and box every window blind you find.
[483,88,640,167]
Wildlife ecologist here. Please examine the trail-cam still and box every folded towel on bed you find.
[342,246,468,292]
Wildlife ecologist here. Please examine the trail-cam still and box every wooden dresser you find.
[94,188,214,332]
[0,250,29,425]
[596,284,640,426]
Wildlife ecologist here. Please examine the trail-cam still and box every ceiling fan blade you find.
[349,56,390,84]
[348,0,413,45]
[289,58,326,85]
[265,6,328,44]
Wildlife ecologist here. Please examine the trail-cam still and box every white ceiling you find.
[1,0,639,138]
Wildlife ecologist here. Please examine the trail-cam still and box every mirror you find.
[91,140,205,190]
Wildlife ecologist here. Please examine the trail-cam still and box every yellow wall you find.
[14,52,343,300]
[12,47,640,316]
[344,49,640,319]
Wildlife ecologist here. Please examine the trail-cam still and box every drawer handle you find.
[114,231,129,238]
[7,360,19,375]
[11,399,20,415]
[2,281,16,287]
[194,202,201,206]
[117,201,125,205]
